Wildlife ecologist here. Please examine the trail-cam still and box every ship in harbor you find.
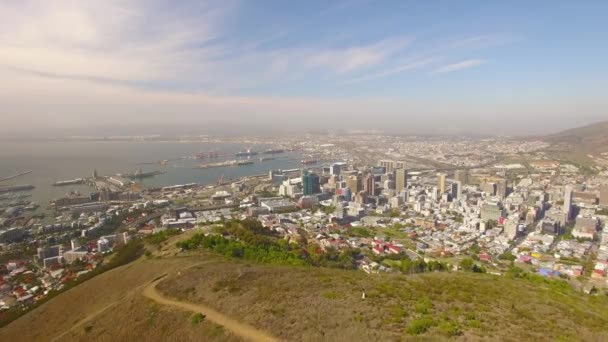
[195,151,220,159]
[301,159,319,165]
[195,160,255,169]
[259,157,275,161]
[235,149,258,157]
[0,185,35,193]
[234,160,254,166]
[53,178,85,186]
[262,149,285,154]
[121,168,166,179]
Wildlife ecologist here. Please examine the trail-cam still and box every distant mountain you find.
[544,120,608,154]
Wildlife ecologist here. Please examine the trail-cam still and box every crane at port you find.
[217,173,224,185]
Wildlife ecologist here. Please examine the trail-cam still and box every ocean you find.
[0,141,303,206]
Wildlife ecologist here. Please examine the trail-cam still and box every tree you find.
[459,258,474,271]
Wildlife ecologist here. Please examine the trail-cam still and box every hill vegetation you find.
[545,120,608,154]
[157,260,608,341]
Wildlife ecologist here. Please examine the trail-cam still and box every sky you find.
[1,0,608,136]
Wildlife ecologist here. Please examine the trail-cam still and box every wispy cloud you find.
[305,38,413,74]
[339,57,436,85]
[431,59,485,74]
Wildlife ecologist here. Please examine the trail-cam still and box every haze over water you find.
[0,141,302,205]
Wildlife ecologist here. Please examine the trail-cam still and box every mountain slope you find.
[545,121,608,154]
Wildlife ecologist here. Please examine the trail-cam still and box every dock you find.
[0,171,32,183]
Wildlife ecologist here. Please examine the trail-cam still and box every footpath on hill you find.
[143,275,278,342]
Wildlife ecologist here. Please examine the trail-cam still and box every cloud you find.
[305,38,413,74]
[339,57,436,84]
[431,59,485,74]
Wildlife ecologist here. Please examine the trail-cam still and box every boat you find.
[301,159,319,165]
[236,149,258,157]
[0,185,35,193]
[234,160,254,166]
[262,149,285,154]
[53,178,84,186]
[260,157,275,161]
[122,169,166,179]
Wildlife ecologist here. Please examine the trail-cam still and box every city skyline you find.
[1,1,608,135]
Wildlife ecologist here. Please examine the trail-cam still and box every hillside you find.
[544,120,608,154]
[2,253,608,341]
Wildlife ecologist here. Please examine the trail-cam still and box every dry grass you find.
[3,248,608,342]
[61,294,239,342]
[0,256,205,342]
[158,260,608,341]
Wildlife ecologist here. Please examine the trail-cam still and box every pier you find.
[0,171,32,183]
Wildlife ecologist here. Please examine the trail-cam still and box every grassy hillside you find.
[158,260,608,341]
[2,250,608,341]
[545,121,608,154]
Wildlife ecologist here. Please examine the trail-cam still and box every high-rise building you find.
[451,181,461,200]
[394,168,407,193]
[302,171,320,196]
[378,160,406,174]
[600,185,608,207]
[484,182,497,196]
[330,162,345,176]
[437,173,446,194]
[563,185,573,221]
[347,174,363,194]
[496,179,508,199]
[364,174,376,196]
[454,169,468,185]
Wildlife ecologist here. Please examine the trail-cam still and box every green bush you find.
[405,317,436,335]
[190,313,206,325]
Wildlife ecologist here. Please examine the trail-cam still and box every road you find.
[143,274,278,342]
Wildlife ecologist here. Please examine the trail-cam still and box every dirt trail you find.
[143,275,279,342]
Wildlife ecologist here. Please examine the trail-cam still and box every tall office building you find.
[563,185,573,221]
[394,168,407,193]
[600,185,608,207]
[454,169,468,185]
[302,171,320,196]
[437,173,446,194]
[451,181,461,200]
[496,179,508,199]
[364,174,376,196]
[378,160,406,174]
[330,163,345,176]
[347,174,363,194]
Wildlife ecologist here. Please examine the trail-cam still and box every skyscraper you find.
[394,168,407,193]
[600,185,608,207]
[563,185,573,221]
[437,173,446,194]
[347,174,362,194]
[302,171,320,196]
[454,169,468,185]
[364,174,376,196]
[451,181,461,200]
[496,179,508,199]
[378,160,406,174]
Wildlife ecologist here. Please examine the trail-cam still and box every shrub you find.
[405,317,436,335]
[190,313,206,325]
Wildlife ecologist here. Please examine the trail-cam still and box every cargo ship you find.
[301,159,318,165]
[262,149,284,154]
[259,157,275,161]
[53,178,84,186]
[234,160,254,166]
[196,160,255,169]
[235,149,258,157]
[122,169,166,179]
[0,185,35,193]
[195,151,220,159]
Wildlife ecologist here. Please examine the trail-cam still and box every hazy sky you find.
[1,0,607,136]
